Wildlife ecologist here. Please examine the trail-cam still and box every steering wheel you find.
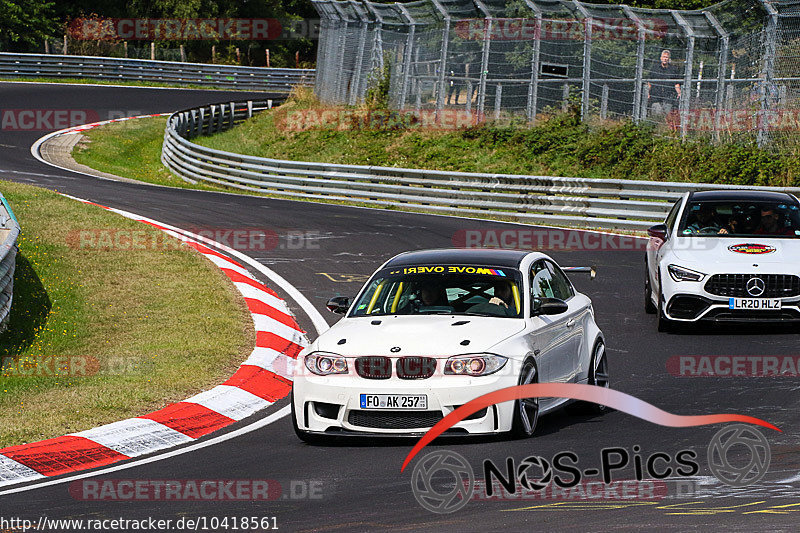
[697,226,721,234]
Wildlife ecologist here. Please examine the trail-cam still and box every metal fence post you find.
[673,11,695,140]
[364,1,386,82]
[397,4,417,109]
[705,11,730,143]
[494,83,502,120]
[430,0,451,113]
[474,0,492,115]
[311,1,328,99]
[574,1,593,121]
[348,1,370,106]
[758,0,779,147]
[622,6,646,122]
[330,4,349,104]
[600,84,609,119]
[524,1,542,121]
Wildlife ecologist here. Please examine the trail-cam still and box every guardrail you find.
[161,100,800,232]
[0,52,314,92]
[0,193,19,329]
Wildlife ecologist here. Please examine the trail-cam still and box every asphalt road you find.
[0,82,798,532]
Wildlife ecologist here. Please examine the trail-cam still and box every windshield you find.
[677,200,800,238]
[350,265,523,318]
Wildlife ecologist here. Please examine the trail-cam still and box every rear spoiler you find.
[562,266,596,280]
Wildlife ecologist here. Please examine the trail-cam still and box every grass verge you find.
[192,90,800,187]
[0,180,252,446]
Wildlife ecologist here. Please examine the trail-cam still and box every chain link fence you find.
[312,0,800,149]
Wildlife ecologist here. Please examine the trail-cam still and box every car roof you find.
[384,248,530,268]
[689,190,798,203]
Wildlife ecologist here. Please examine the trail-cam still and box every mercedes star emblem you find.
[746,277,766,297]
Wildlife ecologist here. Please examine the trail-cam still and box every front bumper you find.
[292,371,517,435]
[664,294,800,322]
[660,267,800,323]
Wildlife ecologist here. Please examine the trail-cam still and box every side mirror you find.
[647,224,668,241]
[326,296,351,315]
[531,297,569,316]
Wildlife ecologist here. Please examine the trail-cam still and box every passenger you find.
[718,213,747,235]
[754,207,794,236]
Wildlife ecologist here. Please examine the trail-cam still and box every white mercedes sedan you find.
[292,248,606,441]
[646,190,800,331]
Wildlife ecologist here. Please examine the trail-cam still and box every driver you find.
[489,281,513,309]
[687,204,723,234]
[418,282,448,306]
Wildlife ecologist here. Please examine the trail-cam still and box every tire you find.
[510,359,539,439]
[570,341,610,414]
[644,260,657,314]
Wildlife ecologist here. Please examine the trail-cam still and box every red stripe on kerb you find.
[245,298,303,332]
[222,270,280,298]
[0,436,128,476]
[183,241,246,269]
[223,365,292,402]
[140,402,235,439]
[135,223,247,270]
[81,201,111,210]
[256,332,304,359]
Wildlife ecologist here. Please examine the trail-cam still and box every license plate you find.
[359,394,427,410]
[729,298,782,310]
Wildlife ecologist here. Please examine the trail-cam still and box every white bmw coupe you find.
[646,190,800,331]
[292,248,606,441]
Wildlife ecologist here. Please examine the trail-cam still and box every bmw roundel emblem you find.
[390,346,401,353]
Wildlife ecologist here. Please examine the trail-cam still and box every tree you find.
[0,0,58,51]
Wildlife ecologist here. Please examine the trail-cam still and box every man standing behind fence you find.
[647,49,682,117]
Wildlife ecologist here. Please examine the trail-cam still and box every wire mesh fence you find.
[311,0,800,149]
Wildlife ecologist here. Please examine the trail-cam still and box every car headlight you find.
[444,354,507,376]
[668,264,706,282]
[304,352,348,376]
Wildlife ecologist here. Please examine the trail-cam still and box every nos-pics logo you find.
[410,424,771,514]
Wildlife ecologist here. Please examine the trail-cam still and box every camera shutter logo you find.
[707,424,771,487]
[517,456,553,491]
[746,277,765,297]
[411,450,474,513]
